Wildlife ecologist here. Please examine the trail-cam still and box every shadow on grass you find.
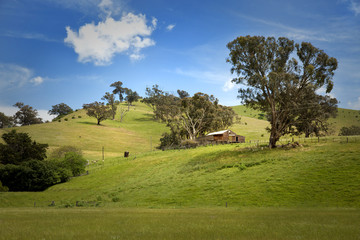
[134,113,158,122]
[79,121,99,126]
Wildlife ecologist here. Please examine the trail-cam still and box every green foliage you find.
[0,130,48,165]
[227,36,338,148]
[158,132,182,150]
[180,139,199,149]
[13,102,42,126]
[83,101,112,125]
[102,92,117,120]
[339,125,360,136]
[152,90,237,148]
[49,145,82,159]
[0,160,60,191]
[110,81,125,102]
[0,180,8,192]
[58,152,87,176]
[48,103,73,117]
[124,88,140,107]
[0,112,13,128]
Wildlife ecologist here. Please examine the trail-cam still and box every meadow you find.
[1,208,359,240]
[1,103,360,239]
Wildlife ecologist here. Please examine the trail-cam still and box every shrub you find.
[158,132,182,150]
[0,160,60,191]
[78,116,82,118]
[72,116,75,119]
[64,118,68,121]
[181,139,199,149]
[0,180,8,192]
[58,152,87,176]
[50,145,82,159]
[339,125,360,136]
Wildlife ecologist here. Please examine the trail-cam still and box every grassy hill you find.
[1,103,360,239]
[1,140,360,208]
[1,103,360,208]
[0,102,168,160]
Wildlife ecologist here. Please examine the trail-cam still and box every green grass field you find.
[1,141,359,208]
[1,208,359,240]
[1,104,360,239]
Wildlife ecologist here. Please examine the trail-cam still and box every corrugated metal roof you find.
[206,130,230,136]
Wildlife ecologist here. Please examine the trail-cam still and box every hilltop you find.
[1,103,359,160]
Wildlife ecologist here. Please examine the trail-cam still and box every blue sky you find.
[0,0,359,121]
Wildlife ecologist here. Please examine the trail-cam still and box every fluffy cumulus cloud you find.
[64,13,157,65]
[0,63,44,89]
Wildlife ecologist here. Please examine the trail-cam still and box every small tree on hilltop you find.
[13,102,42,126]
[102,92,117,120]
[48,103,73,119]
[125,88,140,110]
[83,102,112,125]
[110,81,126,102]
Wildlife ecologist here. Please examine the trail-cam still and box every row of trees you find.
[0,130,87,191]
[0,102,74,128]
[142,85,238,149]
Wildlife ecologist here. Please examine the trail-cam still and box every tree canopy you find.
[0,130,48,165]
[102,92,117,120]
[48,103,73,117]
[0,112,13,128]
[13,102,42,126]
[110,81,126,102]
[83,101,112,125]
[227,36,338,148]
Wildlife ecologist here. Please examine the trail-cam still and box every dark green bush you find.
[50,145,82,159]
[181,139,199,149]
[58,152,87,176]
[0,180,9,192]
[339,125,360,136]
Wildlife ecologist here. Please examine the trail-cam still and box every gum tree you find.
[227,36,338,148]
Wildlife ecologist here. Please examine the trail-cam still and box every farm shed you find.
[206,130,245,143]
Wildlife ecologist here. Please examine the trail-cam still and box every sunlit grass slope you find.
[232,105,360,137]
[0,102,168,160]
[1,141,359,208]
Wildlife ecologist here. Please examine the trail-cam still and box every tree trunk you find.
[269,125,279,149]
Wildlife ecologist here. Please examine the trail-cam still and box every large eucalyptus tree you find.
[227,36,338,148]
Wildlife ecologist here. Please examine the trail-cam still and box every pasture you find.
[1,208,359,240]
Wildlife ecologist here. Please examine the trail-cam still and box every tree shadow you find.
[134,113,157,122]
[79,121,98,126]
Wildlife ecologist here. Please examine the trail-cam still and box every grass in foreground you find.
[1,208,359,240]
[1,141,359,208]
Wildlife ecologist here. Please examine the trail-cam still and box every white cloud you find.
[347,96,360,110]
[222,79,236,92]
[64,13,156,66]
[349,0,360,15]
[166,24,175,31]
[30,76,44,85]
[0,64,45,89]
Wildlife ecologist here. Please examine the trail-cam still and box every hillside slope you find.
[0,102,168,160]
[1,141,359,208]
